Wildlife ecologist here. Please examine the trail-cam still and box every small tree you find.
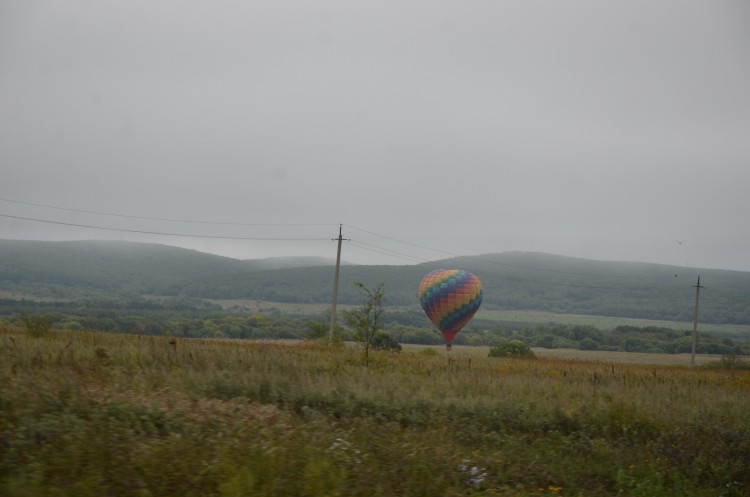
[578,337,600,351]
[306,320,344,345]
[371,332,401,352]
[21,314,55,338]
[489,340,535,359]
[344,282,385,366]
[305,320,329,340]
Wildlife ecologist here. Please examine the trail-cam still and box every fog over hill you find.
[1,239,749,325]
[3,3,750,272]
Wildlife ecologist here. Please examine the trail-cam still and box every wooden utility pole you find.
[329,225,345,341]
[691,276,703,367]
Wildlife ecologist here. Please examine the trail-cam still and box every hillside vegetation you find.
[1,328,749,496]
[1,239,750,324]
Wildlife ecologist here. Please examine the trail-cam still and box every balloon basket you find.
[445,343,452,351]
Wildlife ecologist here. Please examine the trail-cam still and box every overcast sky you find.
[1,1,749,271]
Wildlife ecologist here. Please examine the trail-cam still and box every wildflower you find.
[328,438,350,451]
[467,468,486,487]
[457,459,486,488]
[327,438,361,465]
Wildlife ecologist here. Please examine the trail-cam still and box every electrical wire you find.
[1,197,745,295]
[0,205,605,287]
[0,197,336,227]
[347,240,435,265]
[346,238,677,291]
[346,224,459,258]
[0,213,331,241]
[346,224,664,280]
[0,212,697,291]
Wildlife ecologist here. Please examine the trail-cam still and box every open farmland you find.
[477,309,750,337]
[2,328,749,496]
[205,299,750,337]
[403,344,725,366]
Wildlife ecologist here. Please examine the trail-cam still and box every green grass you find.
[478,309,750,335]
[402,343,725,365]
[206,299,750,336]
[203,299,357,314]
[2,327,750,496]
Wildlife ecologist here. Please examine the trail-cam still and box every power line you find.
[346,224,656,280]
[346,236,666,291]
[0,210,737,296]
[3,198,743,294]
[0,213,331,241]
[343,225,703,291]
[348,240,434,265]
[0,197,336,227]
[348,224,749,296]
[347,224,459,257]
[0,201,572,277]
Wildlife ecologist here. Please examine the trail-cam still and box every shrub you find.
[305,320,329,340]
[371,332,401,352]
[551,336,578,349]
[532,334,555,348]
[578,337,599,351]
[63,321,83,331]
[703,355,750,370]
[20,313,55,337]
[488,340,535,359]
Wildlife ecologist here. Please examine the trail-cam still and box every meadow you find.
[404,344,722,367]
[1,327,749,496]
[207,299,750,337]
[475,310,750,337]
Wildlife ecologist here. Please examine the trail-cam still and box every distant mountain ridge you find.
[1,239,749,325]
[0,239,335,290]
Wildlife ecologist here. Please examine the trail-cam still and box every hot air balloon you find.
[418,269,483,350]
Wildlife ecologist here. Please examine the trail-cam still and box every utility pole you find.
[691,276,703,367]
[329,225,346,341]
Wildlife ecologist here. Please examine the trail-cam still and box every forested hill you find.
[1,239,749,324]
[0,239,334,295]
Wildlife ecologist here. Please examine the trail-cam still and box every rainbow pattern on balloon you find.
[418,269,483,344]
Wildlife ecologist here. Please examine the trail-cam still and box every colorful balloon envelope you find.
[418,269,483,347]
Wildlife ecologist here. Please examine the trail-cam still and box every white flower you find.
[457,460,486,487]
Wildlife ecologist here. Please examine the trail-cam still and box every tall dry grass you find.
[1,327,749,496]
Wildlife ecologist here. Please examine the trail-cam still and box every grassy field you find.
[206,299,357,314]
[402,344,724,366]
[477,309,750,335]
[2,328,750,496]
[208,299,750,336]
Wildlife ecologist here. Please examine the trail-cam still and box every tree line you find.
[4,240,750,324]
[3,303,747,357]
